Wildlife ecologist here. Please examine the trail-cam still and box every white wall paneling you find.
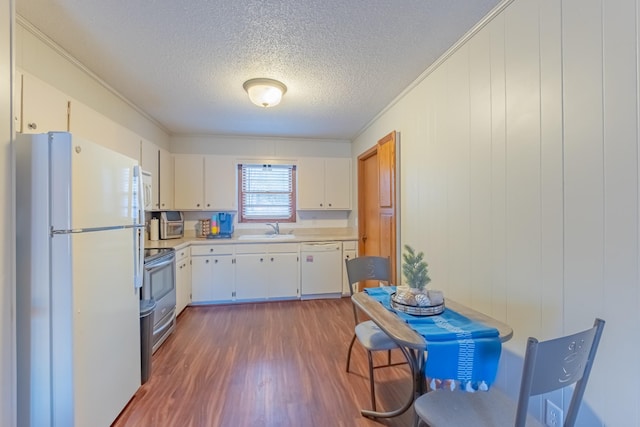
[600,0,639,424]
[468,27,493,316]
[352,0,640,424]
[444,48,472,303]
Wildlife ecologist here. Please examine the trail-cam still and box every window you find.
[238,163,296,223]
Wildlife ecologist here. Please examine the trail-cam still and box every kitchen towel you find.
[149,219,159,241]
[363,286,501,391]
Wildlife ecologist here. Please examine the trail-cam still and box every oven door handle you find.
[146,256,174,272]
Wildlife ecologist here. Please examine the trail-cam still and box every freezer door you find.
[49,132,139,230]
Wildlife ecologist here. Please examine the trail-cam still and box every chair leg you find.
[346,334,357,373]
[387,349,391,365]
[367,350,376,411]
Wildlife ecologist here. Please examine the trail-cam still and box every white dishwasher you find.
[300,241,343,299]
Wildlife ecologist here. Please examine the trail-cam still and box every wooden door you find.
[358,131,398,283]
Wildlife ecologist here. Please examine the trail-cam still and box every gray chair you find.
[414,318,605,427]
[345,256,406,411]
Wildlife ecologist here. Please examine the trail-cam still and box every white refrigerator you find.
[16,132,145,427]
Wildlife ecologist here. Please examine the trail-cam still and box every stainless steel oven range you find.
[143,248,176,353]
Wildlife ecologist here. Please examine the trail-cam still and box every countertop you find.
[145,227,359,250]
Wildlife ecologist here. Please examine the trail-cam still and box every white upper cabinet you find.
[20,72,69,134]
[69,99,139,160]
[158,147,174,210]
[204,155,236,211]
[298,157,351,210]
[14,70,22,130]
[174,154,236,211]
[174,154,205,210]
[140,139,159,209]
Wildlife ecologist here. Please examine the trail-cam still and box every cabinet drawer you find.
[267,243,300,253]
[175,247,190,261]
[235,244,268,254]
[342,240,357,251]
[191,244,234,256]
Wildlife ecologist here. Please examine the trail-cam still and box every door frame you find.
[357,131,399,282]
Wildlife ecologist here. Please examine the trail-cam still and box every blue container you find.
[217,212,235,236]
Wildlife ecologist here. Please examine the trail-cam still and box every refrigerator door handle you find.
[133,165,145,289]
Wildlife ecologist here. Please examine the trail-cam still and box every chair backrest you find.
[515,318,605,427]
[345,256,391,324]
[345,256,391,295]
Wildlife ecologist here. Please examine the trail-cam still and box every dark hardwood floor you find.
[112,297,416,427]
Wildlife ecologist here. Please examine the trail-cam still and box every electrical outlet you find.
[545,399,564,427]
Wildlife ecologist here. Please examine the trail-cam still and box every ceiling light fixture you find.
[243,78,287,108]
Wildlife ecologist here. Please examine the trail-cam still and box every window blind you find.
[239,164,296,222]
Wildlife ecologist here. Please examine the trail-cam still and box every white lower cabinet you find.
[235,251,270,300]
[191,245,235,303]
[342,240,358,295]
[267,244,299,299]
[235,243,299,301]
[187,242,332,303]
[175,247,191,315]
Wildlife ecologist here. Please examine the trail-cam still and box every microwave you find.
[159,211,184,239]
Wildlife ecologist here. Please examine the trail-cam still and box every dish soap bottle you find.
[210,216,218,235]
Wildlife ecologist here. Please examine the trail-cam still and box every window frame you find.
[237,163,297,224]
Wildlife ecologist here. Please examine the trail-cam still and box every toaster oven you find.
[159,211,184,239]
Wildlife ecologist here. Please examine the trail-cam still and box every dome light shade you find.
[243,78,287,108]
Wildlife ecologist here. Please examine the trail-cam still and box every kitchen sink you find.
[237,234,296,240]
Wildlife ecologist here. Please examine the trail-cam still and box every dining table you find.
[351,291,513,419]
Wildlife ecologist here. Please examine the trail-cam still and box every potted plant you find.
[392,245,444,314]
[402,245,430,291]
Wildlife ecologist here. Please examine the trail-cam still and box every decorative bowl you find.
[390,292,445,316]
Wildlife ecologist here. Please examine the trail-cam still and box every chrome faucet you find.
[266,222,280,235]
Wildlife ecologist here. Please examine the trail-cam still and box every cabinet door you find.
[268,253,299,298]
[191,256,214,302]
[204,155,236,210]
[324,158,351,209]
[210,255,234,301]
[176,256,191,315]
[159,148,174,210]
[297,158,325,209]
[69,100,116,149]
[174,154,204,209]
[14,71,22,130]
[140,139,159,209]
[21,73,69,134]
[235,254,269,300]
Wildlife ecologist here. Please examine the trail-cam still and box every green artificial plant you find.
[402,245,431,291]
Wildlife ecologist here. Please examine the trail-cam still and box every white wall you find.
[170,134,351,158]
[1,0,15,425]
[353,0,639,425]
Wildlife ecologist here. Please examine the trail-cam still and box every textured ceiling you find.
[16,0,501,140]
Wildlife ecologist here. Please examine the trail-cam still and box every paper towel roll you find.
[149,218,159,241]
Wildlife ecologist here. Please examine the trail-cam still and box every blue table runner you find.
[364,286,502,391]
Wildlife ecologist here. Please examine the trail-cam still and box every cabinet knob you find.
[270,257,274,262]
[210,248,214,252]
[328,203,332,207]
[197,203,200,207]
[207,203,211,207]
[214,259,218,264]
[260,258,264,262]
[205,259,209,264]
[320,203,323,207]
[27,122,37,130]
